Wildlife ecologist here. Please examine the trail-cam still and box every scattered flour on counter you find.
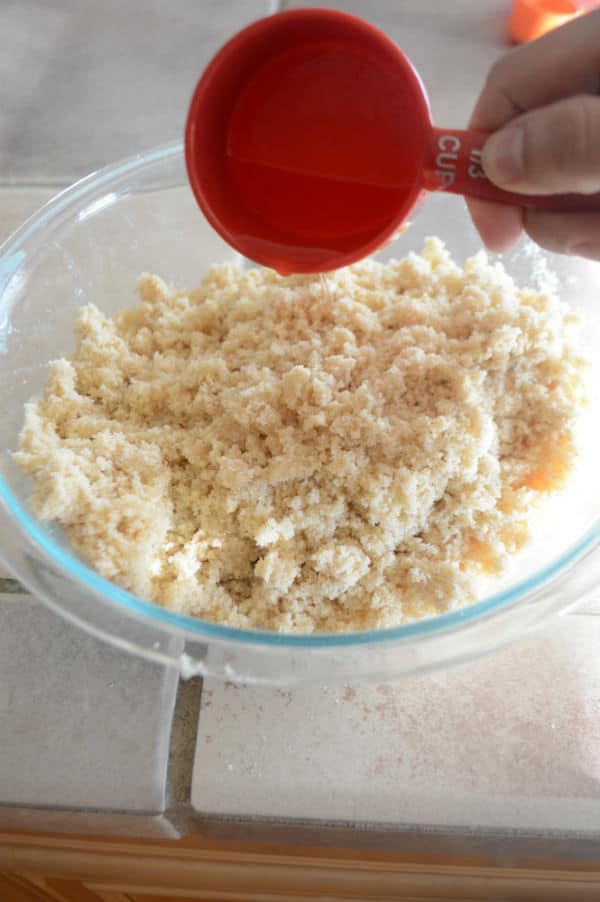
[16,239,587,632]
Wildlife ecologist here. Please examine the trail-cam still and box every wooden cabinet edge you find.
[1,832,600,900]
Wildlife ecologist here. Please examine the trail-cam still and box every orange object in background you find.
[509,0,598,44]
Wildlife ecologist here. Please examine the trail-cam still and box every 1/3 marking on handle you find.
[468,148,486,180]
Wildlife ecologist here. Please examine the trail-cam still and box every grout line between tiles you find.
[165,675,204,809]
[0,179,72,190]
[0,578,27,595]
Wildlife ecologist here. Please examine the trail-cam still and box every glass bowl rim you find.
[2,140,599,650]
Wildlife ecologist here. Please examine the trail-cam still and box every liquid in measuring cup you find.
[318,272,334,304]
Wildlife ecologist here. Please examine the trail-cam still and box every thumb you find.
[482,95,600,196]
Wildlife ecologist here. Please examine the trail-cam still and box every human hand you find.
[467,10,600,260]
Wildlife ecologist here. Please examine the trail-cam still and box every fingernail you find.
[483,126,524,186]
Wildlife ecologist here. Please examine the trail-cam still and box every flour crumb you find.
[16,240,587,632]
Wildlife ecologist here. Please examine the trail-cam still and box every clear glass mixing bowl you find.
[1,142,600,684]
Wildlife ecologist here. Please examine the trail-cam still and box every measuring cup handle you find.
[424,128,600,211]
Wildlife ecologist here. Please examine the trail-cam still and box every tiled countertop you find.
[0,0,270,185]
[193,615,600,834]
[3,0,600,843]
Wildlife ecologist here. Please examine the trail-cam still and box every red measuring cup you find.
[185,7,600,274]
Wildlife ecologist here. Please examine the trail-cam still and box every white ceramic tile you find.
[0,594,178,810]
[283,0,508,126]
[1,0,270,184]
[192,616,600,832]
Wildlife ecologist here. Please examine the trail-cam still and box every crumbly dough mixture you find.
[17,240,586,632]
